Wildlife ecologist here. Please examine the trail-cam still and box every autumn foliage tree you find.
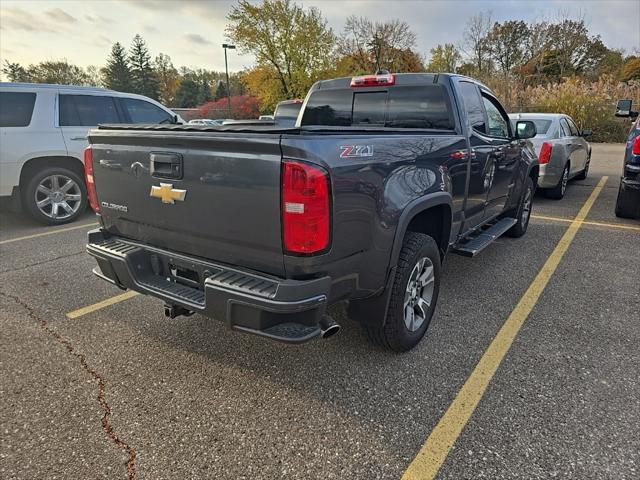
[198,95,261,119]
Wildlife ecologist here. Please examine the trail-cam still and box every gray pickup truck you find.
[86,73,538,351]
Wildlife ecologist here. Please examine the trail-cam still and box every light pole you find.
[222,43,235,118]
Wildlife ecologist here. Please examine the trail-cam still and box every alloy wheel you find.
[403,257,435,332]
[34,174,82,220]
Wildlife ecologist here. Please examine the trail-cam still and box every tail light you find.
[633,135,640,155]
[84,146,101,213]
[539,142,553,164]
[350,73,396,87]
[282,160,330,254]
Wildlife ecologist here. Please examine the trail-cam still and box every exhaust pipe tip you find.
[319,314,341,339]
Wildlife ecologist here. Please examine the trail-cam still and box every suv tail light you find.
[539,142,553,164]
[350,73,396,87]
[84,146,100,213]
[282,160,330,254]
[633,135,640,155]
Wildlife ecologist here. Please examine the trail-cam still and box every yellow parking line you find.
[402,176,609,480]
[532,214,640,232]
[0,222,99,245]
[66,290,139,319]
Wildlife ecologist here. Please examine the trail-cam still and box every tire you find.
[505,176,534,238]
[615,181,640,219]
[22,166,87,225]
[364,232,441,352]
[575,154,590,180]
[545,163,569,199]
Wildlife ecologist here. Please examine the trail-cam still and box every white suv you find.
[0,83,182,225]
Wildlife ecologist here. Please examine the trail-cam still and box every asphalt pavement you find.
[0,143,638,479]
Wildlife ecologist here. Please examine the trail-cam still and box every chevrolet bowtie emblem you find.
[150,183,187,204]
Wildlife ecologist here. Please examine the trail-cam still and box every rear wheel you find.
[364,232,441,352]
[575,154,590,180]
[545,163,569,199]
[505,176,534,238]
[23,167,87,225]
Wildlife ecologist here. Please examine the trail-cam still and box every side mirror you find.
[515,120,537,140]
[580,128,593,137]
[615,99,633,117]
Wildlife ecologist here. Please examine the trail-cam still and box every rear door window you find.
[559,118,571,137]
[59,94,120,126]
[458,82,486,134]
[566,117,579,136]
[0,92,37,127]
[121,98,173,123]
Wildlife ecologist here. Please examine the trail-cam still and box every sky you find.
[1,0,639,74]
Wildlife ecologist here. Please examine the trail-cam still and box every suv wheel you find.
[506,176,534,238]
[23,167,87,225]
[545,163,569,199]
[364,232,441,352]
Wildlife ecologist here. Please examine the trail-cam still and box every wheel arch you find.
[19,156,85,189]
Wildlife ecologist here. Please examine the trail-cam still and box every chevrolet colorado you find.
[86,73,538,351]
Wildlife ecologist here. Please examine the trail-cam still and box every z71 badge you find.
[339,145,374,158]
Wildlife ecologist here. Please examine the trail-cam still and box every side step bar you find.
[451,217,517,257]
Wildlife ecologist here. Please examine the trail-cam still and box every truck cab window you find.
[352,92,386,125]
[481,95,509,138]
[459,82,486,134]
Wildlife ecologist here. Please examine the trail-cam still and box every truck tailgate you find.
[89,130,285,276]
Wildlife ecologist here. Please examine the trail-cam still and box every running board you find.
[451,218,517,257]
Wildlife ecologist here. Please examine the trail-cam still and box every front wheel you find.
[23,167,87,225]
[364,232,441,352]
[505,176,534,238]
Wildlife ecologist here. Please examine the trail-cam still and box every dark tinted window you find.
[459,82,486,133]
[275,102,302,120]
[301,89,352,126]
[387,86,453,129]
[301,85,454,130]
[59,95,120,126]
[352,92,386,125]
[0,92,36,127]
[122,98,172,123]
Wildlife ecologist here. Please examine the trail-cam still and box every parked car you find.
[0,83,182,225]
[509,113,591,199]
[272,99,303,126]
[85,72,538,352]
[188,119,223,126]
[614,99,640,218]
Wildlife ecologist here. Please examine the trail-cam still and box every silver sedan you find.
[509,113,592,199]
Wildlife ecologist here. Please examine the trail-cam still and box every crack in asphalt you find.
[0,291,137,480]
[0,251,85,275]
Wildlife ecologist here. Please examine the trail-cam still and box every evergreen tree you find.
[129,34,159,99]
[215,81,228,100]
[101,42,132,92]
[175,78,201,107]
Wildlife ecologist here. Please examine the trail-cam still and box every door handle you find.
[150,152,183,180]
[70,136,87,141]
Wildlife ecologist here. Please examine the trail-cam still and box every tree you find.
[242,64,285,112]
[101,42,132,92]
[621,57,640,82]
[338,16,422,73]
[198,95,261,119]
[154,53,180,105]
[129,34,159,99]
[545,17,600,78]
[427,44,462,73]
[28,60,90,85]
[175,78,201,107]
[485,21,530,77]
[85,65,102,87]
[227,0,336,100]
[462,11,493,76]
[215,81,228,100]
[2,61,31,82]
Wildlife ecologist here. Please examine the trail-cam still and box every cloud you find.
[96,35,112,47]
[85,14,114,24]
[1,7,56,32]
[45,8,77,24]
[183,33,212,45]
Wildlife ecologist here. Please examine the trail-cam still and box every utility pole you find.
[222,43,236,118]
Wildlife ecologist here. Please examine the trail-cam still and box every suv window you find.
[59,94,120,126]
[301,85,454,130]
[0,92,37,127]
[121,98,172,123]
[458,82,486,134]
[481,95,509,138]
[566,117,579,136]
